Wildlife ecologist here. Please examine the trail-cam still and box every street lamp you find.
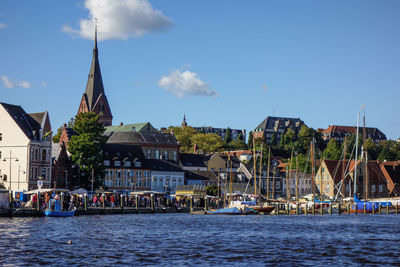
[3,151,19,190]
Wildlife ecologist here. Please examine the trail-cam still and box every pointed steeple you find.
[77,19,113,126]
[84,19,105,111]
[182,114,187,128]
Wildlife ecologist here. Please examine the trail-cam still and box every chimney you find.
[120,122,123,126]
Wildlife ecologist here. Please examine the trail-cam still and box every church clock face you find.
[99,111,104,117]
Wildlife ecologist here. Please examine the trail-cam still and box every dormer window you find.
[103,160,110,166]
[114,161,121,167]
[135,161,141,167]
[124,161,131,167]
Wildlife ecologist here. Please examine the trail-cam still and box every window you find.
[135,161,141,167]
[155,150,160,159]
[42,149,47,161]
[164,150,168,159]
[114,161,121,167]
[379,184,383,193]
[41,168,46,179]
[124,161,131,167]
[3,174,7,181]
[372,185,376,193]
[147,150,151,159]
[103,160,110,166]
[173,151,177,161]
[0,133,2,141]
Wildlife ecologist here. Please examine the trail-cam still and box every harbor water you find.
[1,214,400,266]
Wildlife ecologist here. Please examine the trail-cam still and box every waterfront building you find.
[51,142,73,189]
[147,159,184,194]
[77,26,113,127]
[185,170,218,186]
[58,123,77,148]
[102,144,151,192]
[0,103,52,191]
[253,116,305,144]
[207,154,241,173]
[106,127,180,162]
[315,159,392,199]
[318,125,386,143]
[179,153,209,171]
[180,115,246,142]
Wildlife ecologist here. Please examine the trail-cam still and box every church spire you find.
[182,114,187,128]
[77,19,113,126]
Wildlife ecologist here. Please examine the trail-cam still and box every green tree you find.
[224,127,232,144]
[377,140,400,161]
[168,126,197,153]
[247,131,254,148]
[364,138,379,160]
[271,133,277,147]
[52,126,62,143]
[206,185,218,196]
[297,125,313,154]
[322,139,341,160]
[68,112,107,189]
[192,133,224,153]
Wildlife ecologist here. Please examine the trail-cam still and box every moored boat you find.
[44,199,76,217]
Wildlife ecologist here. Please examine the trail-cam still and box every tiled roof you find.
[145,159,183,172]
[185,170,217,181]
[255,116,304,131]
[102,143,146,168]
[105,122,154,133]
[1,102,41,140]
[179,153,208,167]
[29,112,45,125]
[322,125,386,140]
[106,131,178,146]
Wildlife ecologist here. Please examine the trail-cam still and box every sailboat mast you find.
[229,157,233,205]
[259,143,263,200]
[287,147,294,202]
[311,139,315,203]
[266,147,271,200]
[253,136,257,198]
[354,112,360,199]
[295,155,299,201]
[320,158,324,201]
[341,135,347,202]
[217,171,220,209]
[363,107,368,200]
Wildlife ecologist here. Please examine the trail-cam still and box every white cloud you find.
[0,22,7,29]
[63,0,172,40]
[158,70,217,99]
[1,76,31,88]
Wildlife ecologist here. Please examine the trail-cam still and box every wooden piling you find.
[329,203,332,215]
[135,195,138,211]
[386,204,389,214]
[151,194,154,212]
[102,194,105,211]
[286,203,290,215]
[276,204,279,215]
[312,204,315,215]
[37,192,41,211]
[204,197,208,211]
[363,203,366,214]
[305,204,308,216]
[379,203,381,214]
[120,194,123,210]
[396,203,398,214]
[190,196,193,212]
[320,204,323,215]
[372,203,375,214]
[84,194,87,212]
[338,203,341,215]
[296,203,299,215]
[347,203,350,214]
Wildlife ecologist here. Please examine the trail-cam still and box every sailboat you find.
[349,109,390,213]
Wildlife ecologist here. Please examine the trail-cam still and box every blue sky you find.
[0,1,399,139]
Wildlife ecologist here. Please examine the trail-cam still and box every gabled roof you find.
[255,116,304,131]
[185,170,217,181]
[179,153,208,167]
[1,102,41,140]
[105,122,156,133]
[145,159,183,172]
[106,131,178,146]
[102,143,146,168]
[321,125,386,140]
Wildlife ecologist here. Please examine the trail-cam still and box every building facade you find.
[319,125,386,143]
[0,103,52,191]
[253,116,305,144]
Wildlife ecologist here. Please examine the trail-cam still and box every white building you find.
[148,160,184,194]
[0,103,52,191]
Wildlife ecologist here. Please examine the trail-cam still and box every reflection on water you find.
[1,214,400,266]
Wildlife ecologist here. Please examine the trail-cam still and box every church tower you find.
[77,22,113,126]
[182,114,187,128]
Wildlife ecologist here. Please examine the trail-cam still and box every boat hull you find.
[44,208,76,217]
[251,206,275,214]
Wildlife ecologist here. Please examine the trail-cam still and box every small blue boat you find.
[44,199,76,217]
[206,207,242,215]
